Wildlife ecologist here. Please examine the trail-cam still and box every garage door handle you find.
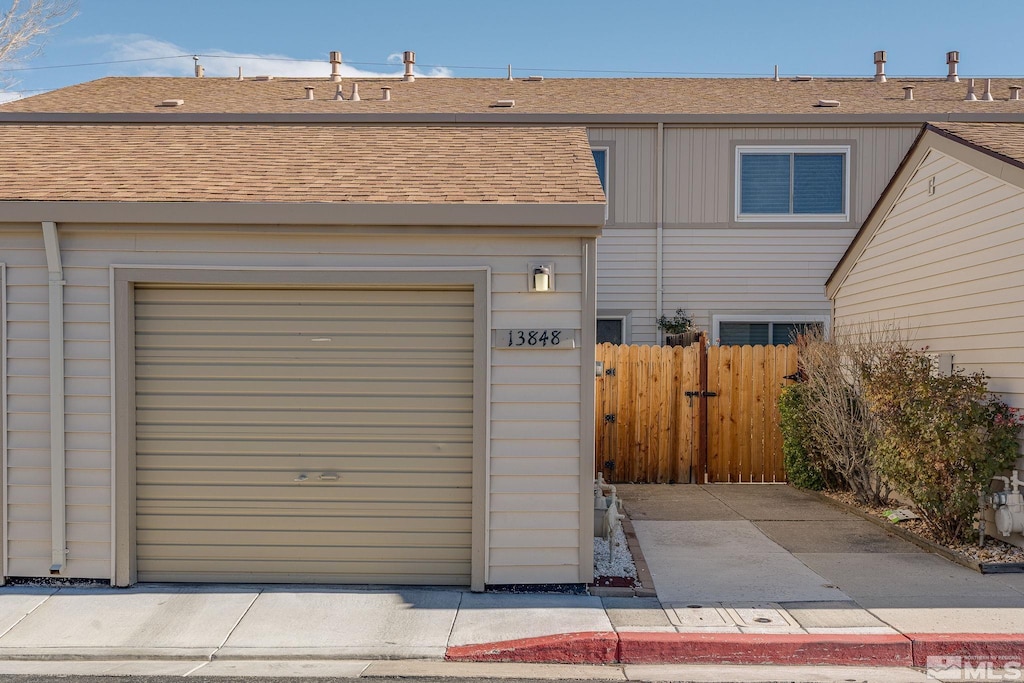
[318,472,340,481]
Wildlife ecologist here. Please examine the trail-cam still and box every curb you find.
[909,634,1024,667]
[617,632,913,666]
[445,631,619,664]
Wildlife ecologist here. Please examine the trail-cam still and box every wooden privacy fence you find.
[595,340,798,484]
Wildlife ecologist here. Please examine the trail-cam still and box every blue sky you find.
[5,0,1024,100]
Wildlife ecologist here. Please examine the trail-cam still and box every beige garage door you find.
[134,286,474,584]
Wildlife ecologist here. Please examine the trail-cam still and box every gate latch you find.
[604,414,617,423]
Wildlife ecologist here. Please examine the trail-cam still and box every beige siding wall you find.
[834,149,1024,413]
[664,126,921,225]
[1,226,587,584]
[590,125,920,345]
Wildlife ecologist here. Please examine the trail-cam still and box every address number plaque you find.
[493,329,579,349]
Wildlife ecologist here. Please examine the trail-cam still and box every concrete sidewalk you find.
[0,484,1020,676]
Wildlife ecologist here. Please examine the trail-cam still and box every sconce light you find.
[529,262,554,293]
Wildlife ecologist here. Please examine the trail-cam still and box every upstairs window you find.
[735,146,849,222]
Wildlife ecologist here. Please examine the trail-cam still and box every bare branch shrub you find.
[797,323,904,505]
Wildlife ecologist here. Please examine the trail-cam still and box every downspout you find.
[656,122,665,330]
[41,222,66,574]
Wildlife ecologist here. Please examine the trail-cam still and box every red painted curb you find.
[445,631,619,664]
[615,632,914,666]
[909,634,1024,668]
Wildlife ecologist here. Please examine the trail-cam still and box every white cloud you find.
[80,35,452,79]
[0,91,24,103]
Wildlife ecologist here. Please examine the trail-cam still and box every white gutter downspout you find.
[655,122,665,326]
[42,221,66,574]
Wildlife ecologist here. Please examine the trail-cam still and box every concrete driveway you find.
[616,483,1024,634]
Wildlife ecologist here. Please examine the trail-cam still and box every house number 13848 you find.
[507,329,561,347]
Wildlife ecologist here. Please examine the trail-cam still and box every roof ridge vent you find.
[873,50,887,83]
[525,75,544,82]
[157,99,184,107]
[253,75,274,81]
[793,75,813,82]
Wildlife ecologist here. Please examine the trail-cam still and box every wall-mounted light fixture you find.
[529,262,554,293]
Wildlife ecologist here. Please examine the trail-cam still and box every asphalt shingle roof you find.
[927,121,1024,167]
[4,76,1024,115]
[0,124,606,204]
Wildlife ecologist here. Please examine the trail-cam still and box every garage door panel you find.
[135,318,475,337]
[136,563,470,585]
[137,470,472,488]
[136,332,472,354]
[137,393,472,412]
[138,512,468,533]
[134,285,475,585]
[136,361,471,382]
[135,287,470,305]
[137,454,471,472]
[137,424,472,439]
[139,501,472,516]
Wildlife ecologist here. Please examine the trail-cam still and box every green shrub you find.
[864,348,1024,545]
[779,384,825,490]
[655,308,694,335]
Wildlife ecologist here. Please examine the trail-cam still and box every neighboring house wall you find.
[1,224,592,584]
[832,148,1024,414]
[592,125,921,344]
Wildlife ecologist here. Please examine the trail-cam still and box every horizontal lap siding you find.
[588,125,919,345]
[834,150,1024,414]
[17,228,584,583]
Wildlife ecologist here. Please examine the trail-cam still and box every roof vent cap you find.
[982,78,995,101]
[873,50,887,83]
[304,86,315,100]
[381,86,391,101]
[403,51,416,82]
[946,51,960,82]
[525,75,544,82]
[350,82,361,101]
[965,78,978,101]
[902,86,914,100]
[793,75,814,82]
[1010,86,1021,101]
[329,51,342,82]
[817,99,840,107]
[492,99,515,108]
[157,99,185,107]
[253,75,274,81]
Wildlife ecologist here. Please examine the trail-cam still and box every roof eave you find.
[0,200,606,232]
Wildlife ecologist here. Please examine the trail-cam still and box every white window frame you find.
[734,145,851,223]
[712,313,830,346]
[591,146,610,221]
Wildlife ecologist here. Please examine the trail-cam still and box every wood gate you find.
[595,338,798,483]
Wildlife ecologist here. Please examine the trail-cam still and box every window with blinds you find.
[736,146,849,221]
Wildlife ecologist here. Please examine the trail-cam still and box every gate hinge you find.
[604,414,617,423]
